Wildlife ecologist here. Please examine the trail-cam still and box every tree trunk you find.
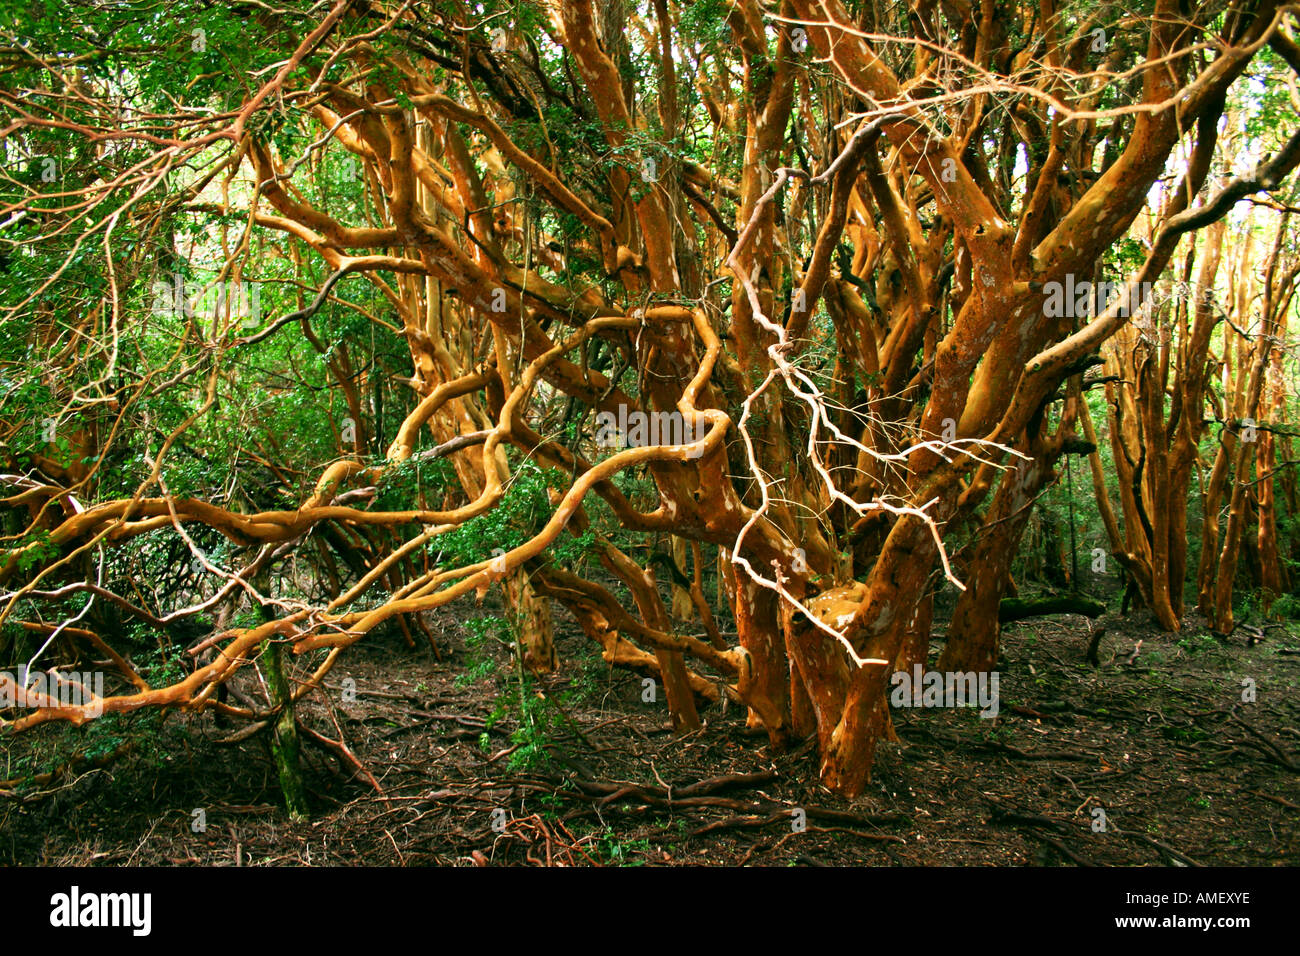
[260,640,310,822]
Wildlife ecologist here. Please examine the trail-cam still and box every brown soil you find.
[3,600,1297,866]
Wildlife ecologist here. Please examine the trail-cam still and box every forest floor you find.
[3,594,1298,867]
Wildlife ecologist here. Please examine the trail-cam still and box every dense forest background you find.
[1,0,1298,865]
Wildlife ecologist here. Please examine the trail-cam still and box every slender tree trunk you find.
[726,561,791,745]
[504,571,555,673]
[1211,218,1297,631]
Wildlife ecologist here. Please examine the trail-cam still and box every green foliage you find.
[589,829,653,866]
[677,0,734,52]
[458,614,509,690]
[1176,633,1220,656]
[494,678,559,772]
[459,613,581,773]
[430,460,596,573]
[132,644,189,689]
[374,453,457,512]
[1,530,58,576]
[1270,592,1300,620]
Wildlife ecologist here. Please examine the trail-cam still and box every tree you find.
[3,0,1299,800]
